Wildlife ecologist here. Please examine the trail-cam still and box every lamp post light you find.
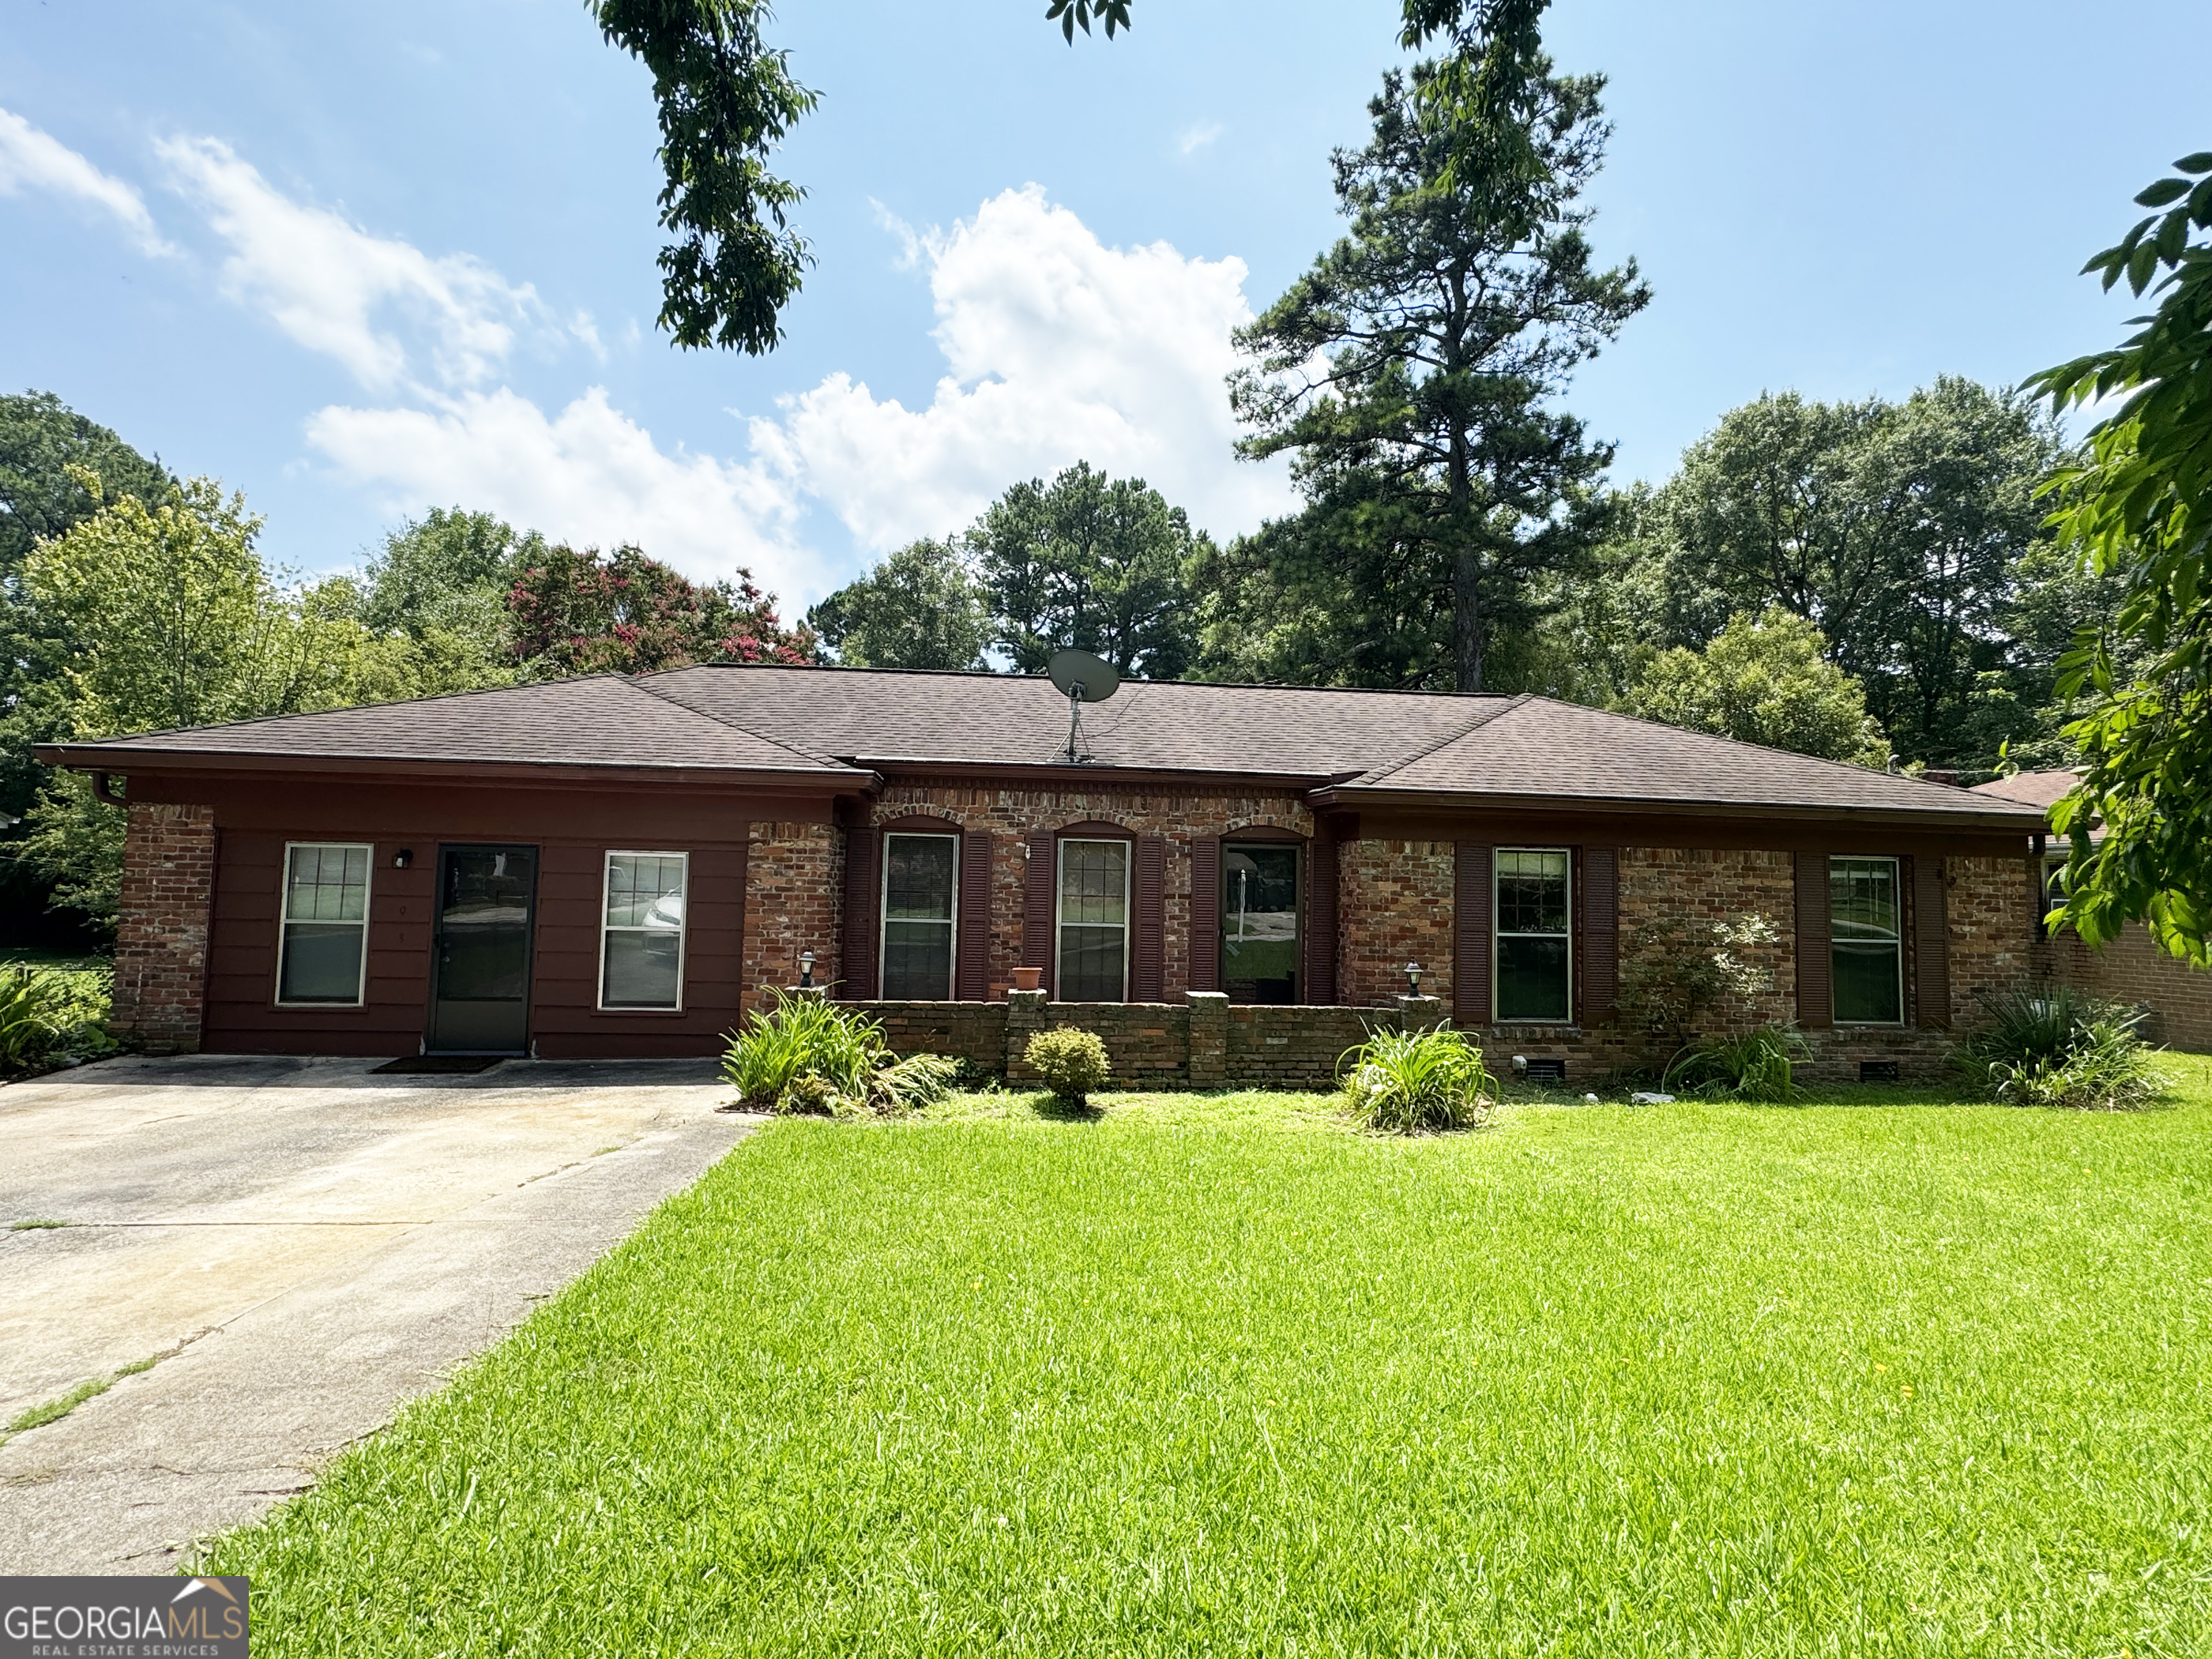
[1405,960,1422,995]
[798,950,815,989]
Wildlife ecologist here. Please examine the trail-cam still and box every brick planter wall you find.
[112,802,216,1054]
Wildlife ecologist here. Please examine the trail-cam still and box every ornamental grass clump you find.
[1664,1023,1811,1104]
[721,990,958,1116]
[0,964,116,1072]
[1024,1028,1112,1110]
[1338,1025,1494,1134]
[1953,985,2168,1111]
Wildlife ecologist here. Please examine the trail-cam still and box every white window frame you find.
[597,850,690,1013]
[1493,847,1573,1025]
[1056,837,1131,1003]
[879,831,961,999]
[1829,855,1905,1027]
[276,841,373,1008]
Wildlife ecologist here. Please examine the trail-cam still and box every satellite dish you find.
[1048,649,1121,705]
[1048,649,1120,763]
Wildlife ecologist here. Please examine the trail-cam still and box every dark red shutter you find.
[1187,837,1221,994]
[1133,837,1165,1002]
[1581,846,1619,1024]
[957,830,991,1001]
[1024,832,1056,995]
[840,824,879,1000]
[1913,855,1950,1029]
[1795,851,1831,1029]
[1454,843,1492,1026]
[1304,830,1339,1005]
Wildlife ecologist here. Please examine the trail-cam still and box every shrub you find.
[1953,987,2167,1111]
[721,991,959,1116]
[1337,1025,1495,1134]
[1025,1028,1112,1108]
[1663,1023,1811,1103]
[0,965,115,1071]
[1616,914,1781,1052]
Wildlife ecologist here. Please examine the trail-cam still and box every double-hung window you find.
[1057,838,1129,1002]
[278,843,371,1006]
[882,833,958,999]
[600,852,687,1010]
[1495,848,1571,1022]
[1830,856,1903,1024]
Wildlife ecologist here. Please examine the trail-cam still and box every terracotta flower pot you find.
[1011,966,1044,993]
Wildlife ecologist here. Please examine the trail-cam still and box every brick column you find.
[1186,991,1228,1088]
[112,802,216,1055]
[1397,993,1444,1031]
[1004,988,1048,1083]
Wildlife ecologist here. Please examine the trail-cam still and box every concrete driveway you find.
[0,1054,759,1572]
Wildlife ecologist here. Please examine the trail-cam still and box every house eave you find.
[35,744,878,796]
[1305,783,2049,834]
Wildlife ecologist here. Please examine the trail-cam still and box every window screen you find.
[1057,838,1129,1003]
[601,852,687,1010]
[279,843,371,1005]
[1830,856,1902,1025]
[882,833,957,999]
[1495,848,1571,1023]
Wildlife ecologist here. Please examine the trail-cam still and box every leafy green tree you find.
[1225,56,1647,692]
[355,507,540,694]
[20,473,416,920]
[972,463,1202,679]
[506,542,812,677]
[1629,379,2069,766]
[2029,152,2212,961]
[808,539,989,671]
[1619,608,1889,767]
[0,392,173,823]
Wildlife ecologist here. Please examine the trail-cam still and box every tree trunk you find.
[1453,544,1484,692]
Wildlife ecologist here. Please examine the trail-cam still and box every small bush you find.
[1337,1025,1494,1134]
[1025,1028,1112,1108]
[1616,914,1781,1052]
[1954,987,2168,1111]
[1664,1023,1811,1103]
[721,991,959,1116]
[0,965,115,1071]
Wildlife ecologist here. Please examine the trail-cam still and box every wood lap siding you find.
[1133,837,1166,1002]
[1024,832,1056,994]
[1580,845,1620,1024]
[1187,837,1221,995]
[1795,850,1833,1029]
[1454,842,1492,1026]
[958,830,991,1000]
[1304,830,1338,1006]
[840,826,879,1001]
[1913,855,1951,1029]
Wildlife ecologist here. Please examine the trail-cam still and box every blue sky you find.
[2,1,2206,614]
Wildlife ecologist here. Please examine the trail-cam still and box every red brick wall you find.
[112,802,216,1054]
[741,822,838,1016]
[2045,924,2212,1051]
[1339,839,1458,1009]
[866,783,1311,1001]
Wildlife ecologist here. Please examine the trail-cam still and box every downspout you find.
[90,771,126,807]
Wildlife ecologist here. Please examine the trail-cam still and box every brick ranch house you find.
[1972,767,2212,1051]
[41,665,2065,1085]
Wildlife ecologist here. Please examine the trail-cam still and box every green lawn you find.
[213,1061,2212,1655]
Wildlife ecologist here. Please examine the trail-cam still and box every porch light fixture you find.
[1405,960,1422,994]
[392,848,414,869]
[798,950,816,988]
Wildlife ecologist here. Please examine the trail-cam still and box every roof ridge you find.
[1353,692,1533,785]
[621,672,846,769]
[663,660,1510,701]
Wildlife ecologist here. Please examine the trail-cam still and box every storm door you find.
[1222,845,1300,1004]
[427,845,539,1053]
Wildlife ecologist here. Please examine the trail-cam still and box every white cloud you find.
[754,184,1292,551]
[1177,122,1224,156]
[305,387,818,599]
[157,135,585,393]
[0,107,172,254]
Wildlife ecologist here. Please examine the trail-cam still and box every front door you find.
[427,845,538,1053]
